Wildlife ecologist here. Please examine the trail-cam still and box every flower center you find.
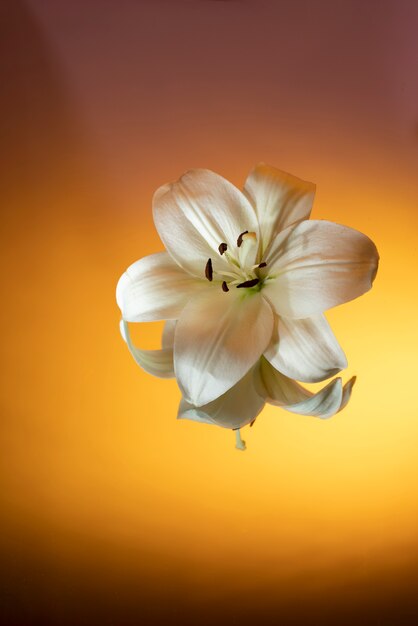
[204,230,268,292]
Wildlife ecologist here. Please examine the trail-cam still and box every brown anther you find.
[250,418,257,427]
[218,242,228,255]
[236,278,260,289]
[205,258,213,281]
[258,262,267,268]
[237,230,249,247]
[221,281,229,292]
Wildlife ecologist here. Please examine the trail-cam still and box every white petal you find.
[162,320,177,349]
[174,289,274,406]
[339,375,356,411]
[116,251,206,322]
[177,367,265,430]
[263,220,379,318]
[244,163,315,255]
[255,357,311,405]
[153,169,259,277]
[256,358,351,418]
[264,314,347,383]
[120,320,174,379]
[283,378,343,418]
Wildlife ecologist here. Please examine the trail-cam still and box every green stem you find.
[235,429,246,451]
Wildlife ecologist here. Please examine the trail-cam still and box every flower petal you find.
[120,320,174,379]
[116,251,206,322]
[244,163,315,255]
[174,289,274,406]
[177,367,265,430]
[255,357,311,405]
[282,378,343,418]
[264,314,347,382]
[162,320,177,349]
[340,375,356,411]
[256,358,354,418]
[263,220,379,318]
[153,169,259,277]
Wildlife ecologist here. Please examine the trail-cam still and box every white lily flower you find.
[178,358,356,449]
[117,163,379,407]
[120,321,355,450]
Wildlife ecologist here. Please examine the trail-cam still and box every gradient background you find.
[1,1,418,624]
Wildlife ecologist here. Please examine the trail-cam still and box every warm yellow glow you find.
[2,0,418,623]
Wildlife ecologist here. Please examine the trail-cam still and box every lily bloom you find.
[120,320,355,450]
[117,164,378,408]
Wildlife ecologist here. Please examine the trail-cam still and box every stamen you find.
[220,271,241,280]
[236,278,260,289]
[225,252,240,268]
[237,230,249,247]
[250,418,257,427]
[218,242,228,255]
[221,281,229,292]
[251,262,267,270]
[205,258,213,281]
[234,429,246,451]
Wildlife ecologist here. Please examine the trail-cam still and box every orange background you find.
[1,1,418,624]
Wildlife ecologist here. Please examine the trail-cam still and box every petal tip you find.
[115,271,130,311]
[339,353,349,371]
[119,319,128,343]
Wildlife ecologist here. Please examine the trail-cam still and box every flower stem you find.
[235,429,246,451]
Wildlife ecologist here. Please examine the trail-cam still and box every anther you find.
[236,278,260,289]
[221,281,229,292]
[205,258,213,281]
[237,230,249,247]
[258,262,267,268]
[218,242,228,255]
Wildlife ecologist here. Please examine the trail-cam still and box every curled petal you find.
[255,357,311,405]
[340,375,356,411]
[174,290,274,406]
[282,378,343,418]
[263,220,379,318]
[177,367,265,430]
[153,169,259,276]
[244,162,315,254]
[256,358,355,418]
[116,251,206,322]
[120,321,174,379]
[264,314,347,383]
